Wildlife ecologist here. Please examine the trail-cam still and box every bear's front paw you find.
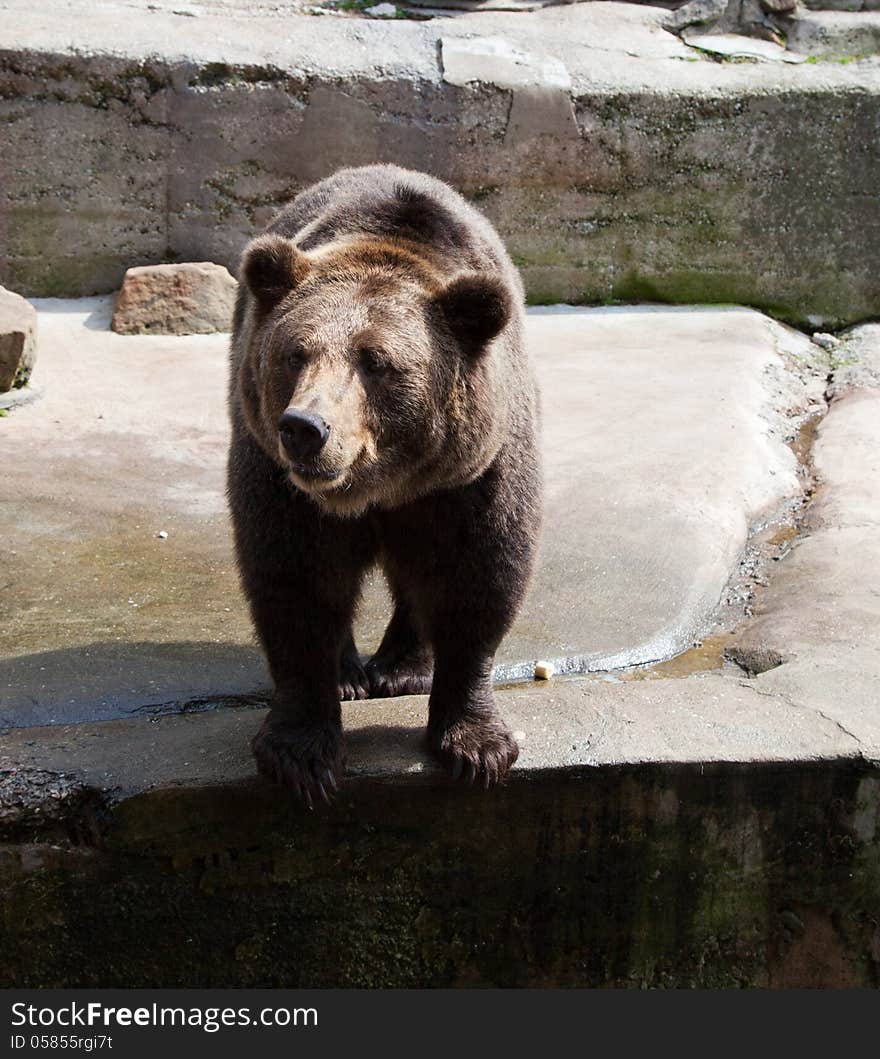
[428,715,519,788]
[251,715,343,807]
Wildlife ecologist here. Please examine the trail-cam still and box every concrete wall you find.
[2,761,878,987]
[1,41,879,326]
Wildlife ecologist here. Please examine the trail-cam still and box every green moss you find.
[8,253,127,298]
[12,363,31,389]
[524,291,563,307]
[2,763,879,987]
[511,248,571,269]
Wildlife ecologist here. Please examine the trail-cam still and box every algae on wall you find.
[2,761,879,988]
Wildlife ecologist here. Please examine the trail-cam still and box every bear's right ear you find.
[240,233,311,314]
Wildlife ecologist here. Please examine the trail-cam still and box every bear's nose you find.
[278,409,331,459]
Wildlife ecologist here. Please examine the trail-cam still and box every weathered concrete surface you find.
[728,324,880,758]
[1,1,879,325]
[501,306,826,678]
[0,300,825,726]
[784,11,880,58]
[0,667,869,793]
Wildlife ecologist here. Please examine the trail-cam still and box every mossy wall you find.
[2,762,878,988]
[1,53,879,326]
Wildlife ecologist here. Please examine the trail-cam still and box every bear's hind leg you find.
[365,597,433,698]
[339,630,370,701]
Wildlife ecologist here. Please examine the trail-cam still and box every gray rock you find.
[785,10,880,58]
[665,0,730,32]
[364,2,397,15]
[826,323,880,397]
[0,285,36,392]
[811,331,840,350]
[802,0,863,11]
[111,262,237,336]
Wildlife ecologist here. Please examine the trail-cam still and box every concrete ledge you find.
[1,2,879,324]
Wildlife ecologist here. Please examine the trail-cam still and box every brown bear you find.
[227,164,541,805]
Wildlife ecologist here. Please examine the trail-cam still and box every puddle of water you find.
[766,524,798,549]
[789,412,823,467]
[622,634,731,682]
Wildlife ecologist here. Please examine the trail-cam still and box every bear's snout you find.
[279,408,331,461]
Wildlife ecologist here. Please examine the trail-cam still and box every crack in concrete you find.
[746,678,865,750]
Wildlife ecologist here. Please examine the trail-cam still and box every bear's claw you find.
[429,716,519,788]
[365,656,433,699]
[251,716,344,806]
[364,665,434,698]
[338,653,370,701]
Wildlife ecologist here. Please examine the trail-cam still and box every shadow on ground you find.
[0,641,269,728]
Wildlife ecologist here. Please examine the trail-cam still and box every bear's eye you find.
[286,346,306,369]
[359,346,388,376]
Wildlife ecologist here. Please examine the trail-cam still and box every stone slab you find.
[0,300,824,727]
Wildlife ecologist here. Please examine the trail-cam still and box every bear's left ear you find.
[240,233,311,314]
[434,272,512,350]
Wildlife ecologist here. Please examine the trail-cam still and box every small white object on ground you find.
[812,332,840,351]
[157,530,168,540]
[534,661,555,680]
[365,3,397,16]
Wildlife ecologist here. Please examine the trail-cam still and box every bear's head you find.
[237,233,515,517]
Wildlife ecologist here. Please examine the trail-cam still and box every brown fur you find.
[228,165,542,803]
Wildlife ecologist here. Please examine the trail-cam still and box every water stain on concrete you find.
[622,634,732,682]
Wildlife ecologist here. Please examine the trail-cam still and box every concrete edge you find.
[2,661,875,842]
